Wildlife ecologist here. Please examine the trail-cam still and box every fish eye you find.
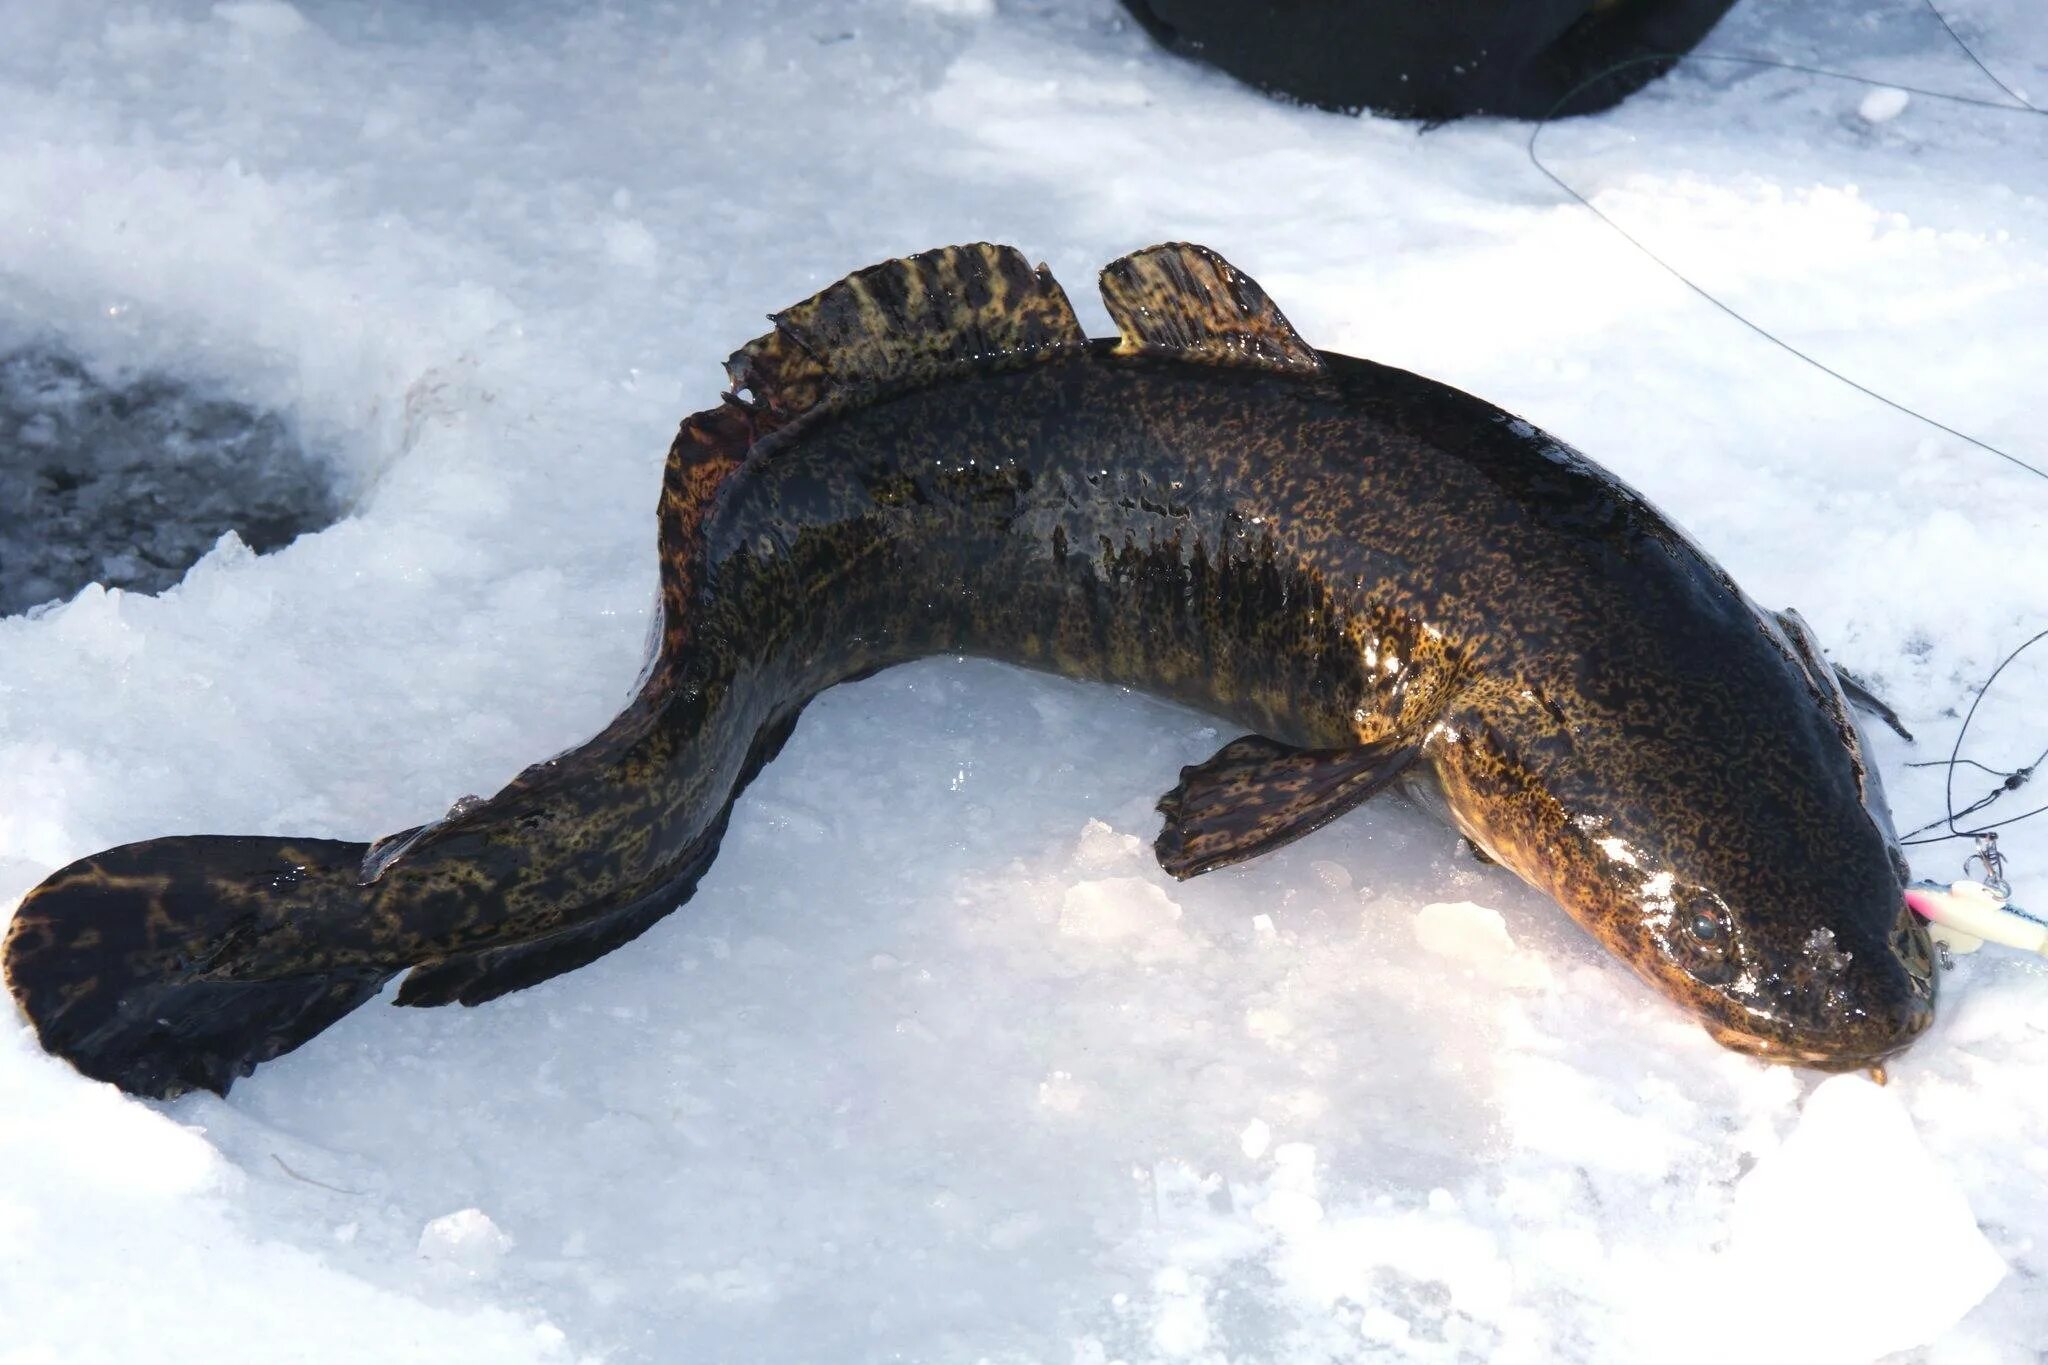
[1668,896,1737,985]
[1681,898,1731,949]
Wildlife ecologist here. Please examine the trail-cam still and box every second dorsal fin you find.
[1100,243,1323,376]
[724,243,1087,421]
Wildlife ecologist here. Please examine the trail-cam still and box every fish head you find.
[1572,806,1937,1072]
[1436,648,1936,1072]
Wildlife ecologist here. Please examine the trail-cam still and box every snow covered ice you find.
[2,0,2045,1361]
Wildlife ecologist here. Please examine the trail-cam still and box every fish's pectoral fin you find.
[1776,607,1914,745]
[1153,733,1420,879]
[1776,607,1913,744]
[1834,666,1914,743]
[1100,243,1324,377]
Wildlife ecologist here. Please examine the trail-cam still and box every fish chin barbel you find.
[4,242,1934,1097]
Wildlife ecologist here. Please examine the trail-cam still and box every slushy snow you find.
[2,0,2045,1361]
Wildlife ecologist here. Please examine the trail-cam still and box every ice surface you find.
[1413,901,1555,991]
[1727,1075,2007,1362]
[1,0,2045,1361]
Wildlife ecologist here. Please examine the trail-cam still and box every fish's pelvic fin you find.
[724,243,1087,422]
[1153,733,1419,879]
[2,836,394,1098]
[1100,243,1324,376]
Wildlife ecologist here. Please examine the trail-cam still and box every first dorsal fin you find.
[724,243,1086,421]
[1100,243,1323,376]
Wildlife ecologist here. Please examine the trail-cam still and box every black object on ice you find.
[1119,0,1739,121]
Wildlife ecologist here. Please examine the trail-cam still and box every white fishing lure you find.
[1905,879,2047,957]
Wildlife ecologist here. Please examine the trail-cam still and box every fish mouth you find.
[1701,901,1938,1072]
[1705,1005,1932,1072]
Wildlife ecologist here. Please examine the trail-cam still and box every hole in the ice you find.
[0,339,343,616]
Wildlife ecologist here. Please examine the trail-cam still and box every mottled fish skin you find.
[3,243,1934,1097]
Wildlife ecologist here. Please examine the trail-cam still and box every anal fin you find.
[394,705,808,1008]
[395,805,732,1007]
[1154,733,1420,879]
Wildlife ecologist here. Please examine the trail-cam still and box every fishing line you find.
[1899,628,2048,846]
[1524,2,2048,484]
[1526,5,2048,851]
[1921,0,2039,110]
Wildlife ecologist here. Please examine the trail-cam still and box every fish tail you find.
[3,701,808,1097]
[4,834,398,1097]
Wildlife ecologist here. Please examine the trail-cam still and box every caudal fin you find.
[4,836,394,1098]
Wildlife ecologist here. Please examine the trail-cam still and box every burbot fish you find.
[4,243,1936,1097]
